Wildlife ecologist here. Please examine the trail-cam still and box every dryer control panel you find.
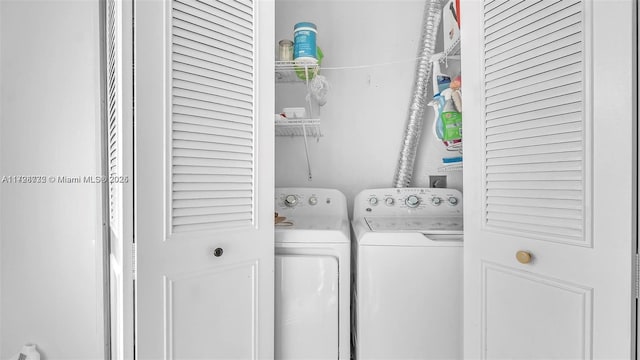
[353,188,463,218]
[275,187,348,219]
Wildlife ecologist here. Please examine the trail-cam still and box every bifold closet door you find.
[133,1,275,359]
[462,0,636,358]
[105,0,134,359]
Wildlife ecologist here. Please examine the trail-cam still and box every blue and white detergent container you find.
[293,22,317,63]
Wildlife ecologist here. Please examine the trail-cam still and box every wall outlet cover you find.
[429,175,447,188]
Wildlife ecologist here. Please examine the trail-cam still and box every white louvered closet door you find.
[105,0,135,359]
[462,0,636,358]
[134,1,274,359]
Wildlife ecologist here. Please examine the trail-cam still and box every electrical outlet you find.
[429,175,447,188]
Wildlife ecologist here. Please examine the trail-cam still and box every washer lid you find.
[364,216,463,235]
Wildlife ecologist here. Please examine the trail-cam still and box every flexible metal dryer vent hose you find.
[393,0,443,188]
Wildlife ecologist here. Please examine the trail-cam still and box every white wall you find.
[275,0,462,215]
[0,1,104,359]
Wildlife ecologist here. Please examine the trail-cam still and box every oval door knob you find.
[213,248,224,257]
[516,251,532,264]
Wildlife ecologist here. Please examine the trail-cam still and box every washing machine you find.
[352,187,463,360]
[274,188,351,360]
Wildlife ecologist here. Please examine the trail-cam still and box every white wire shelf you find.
[275,61,320,83]
[432,37,461,64]
[275,118,322,137]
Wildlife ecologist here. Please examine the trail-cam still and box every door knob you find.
[516,251,532,264]
[213,248,224,257]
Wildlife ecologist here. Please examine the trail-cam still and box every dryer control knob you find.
[431,197,443,206]
[308,196,318,205]
[448,197,459,206]
[369,197,379,206]
[284,195,298,207]
[405,195,420,208]
[385,197,395,206]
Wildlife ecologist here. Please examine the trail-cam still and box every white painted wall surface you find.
[0,1,104,359]
[275,0,462,215]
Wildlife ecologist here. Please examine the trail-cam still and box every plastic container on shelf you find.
[293,22,318,63]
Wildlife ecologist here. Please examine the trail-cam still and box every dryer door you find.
[275,252,339,359]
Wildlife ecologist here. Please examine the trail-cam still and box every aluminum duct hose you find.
[393,0,443,188]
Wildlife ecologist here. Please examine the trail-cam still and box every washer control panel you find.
[355,188,463,218]
[275,188,348,218]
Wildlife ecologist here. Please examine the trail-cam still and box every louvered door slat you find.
[485,4,581,52]
[486,151,582,167]
[172,156,251,168]
[173,35,252,67]
[487,122,581,143]
[486,82,581,113]
[173,166,252,176]
[486,44,582,83]
[106,0,120,232]
[173,95,252,118]
[488,204,581,220]
[486,220,582,240]
[172,189,253,200]
[173,27,251,59]
[487,196,582,209]
[173,78,252,102]
[173,174,251,183]
[174,182,252,192]
[197,0,252,20]
[173,130,252,146]
[486,33,582,74]
[174,205,252,217]
[173,53,252,82]
[173,197,252,208]
[173,104,252,125]
[173,139,252,154]
[487,141,582,159]
[486,72,582,105]
[486,170,581,182]
[486,112,581,135]
[485,0,578,40]
[173,213,252,227]
[170,0,255,233]
[174,0,252,32]
[484,0,512,16]
[483,0,589,247]
[173,18,251,55]
[487,161,582,174]
[173,45,251,74]
[485,53,581,90]
[173,9,251,44]
[173,69,250,96]
[484,0,546,30]
[173,61,252,88]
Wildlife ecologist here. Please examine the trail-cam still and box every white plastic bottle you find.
[10,344,41,360]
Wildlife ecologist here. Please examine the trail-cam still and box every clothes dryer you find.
[275,188,350,360]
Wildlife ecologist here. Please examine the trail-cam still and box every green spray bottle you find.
[440,88,462,146]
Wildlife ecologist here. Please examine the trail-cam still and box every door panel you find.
[483,263,591,359]
[166,262,258,359]
[462,0,635,358]
[134,0,274,359]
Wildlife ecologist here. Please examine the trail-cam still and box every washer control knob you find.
[405,195,420,208]
[308,196,318,206]
[284,195,298,207]
[369,197,379,206]
[448,197,459,206]
[431,197,443,206]
[385,197,395,206]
